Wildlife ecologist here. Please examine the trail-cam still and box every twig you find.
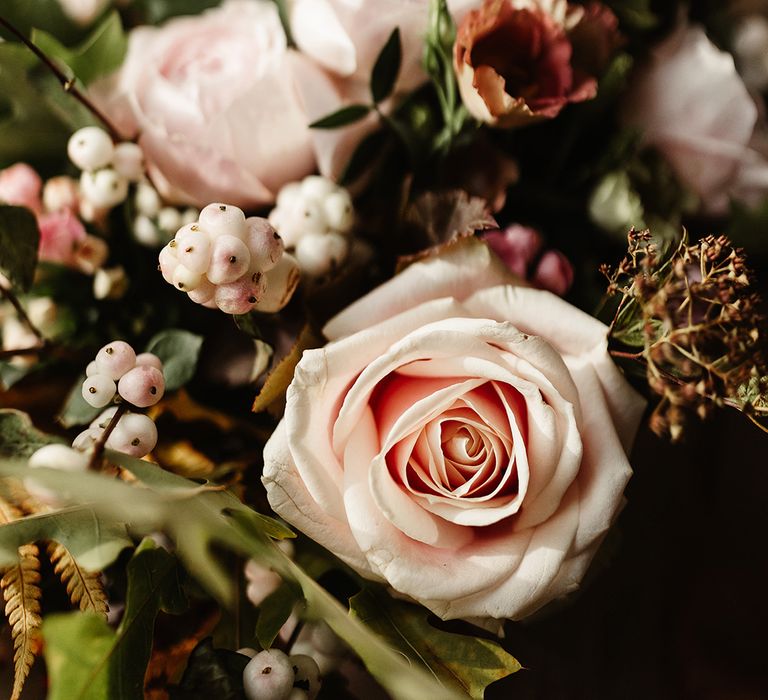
[0,345,45,361]
[87,403,127,471]
[0,283,46,346]
[609,349,644,361]
[0,14,122,141]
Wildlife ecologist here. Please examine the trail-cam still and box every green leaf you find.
[0,409,59,459]
[31,11,127,86]
[145,329,204,391]
[309,105,372,130]
[370,28,402,104]
[58,374,101,428]
[339,129,390,186]
[44,538,186,700]
[0,205,40,291]
[0,506,130,571]
[350,589,521,699]
[133,0,220,24]
[605,0,658,31]
[170,638,248,700]
[255,583,300,650]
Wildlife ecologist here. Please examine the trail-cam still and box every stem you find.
[0,282,46,346]
[0,14,122,141]
[609,349,644,360]
[0,345,45,361]
[87,403,127,471]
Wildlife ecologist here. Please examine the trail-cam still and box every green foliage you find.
[604,0,658,31]
[43,539,186,700]
[309,104,372,130]
[350,589,521,699]
[170,638,249,700]
[145,329,204,391]
[370,28,402,104]
[133,0,222,25]
[0,206,40,292]
[255,583,300,650]
[0,409,59,459]
[31,11,127,86]
[0,0,83,44]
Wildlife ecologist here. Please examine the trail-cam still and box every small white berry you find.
[93,266,128,300]
[106,412,158,457]
[67,127,114,171]
[299,175,336,201]
[322,190,354,233]
[90,406,119,432]
[85,360,99,377]
[175,224,213,274]
[289,654,321,700]
[294,232,348,277]
[180,208,199,226]
[187,276,216,305]
[214,272,266,315]
[135,181,161,218]
[157,206,181,234]
[81,373,116,408]
[207,234,251,285]
[80,169,129,209]
[198,203,247,239]
[245,218,284,272]
[276,182,302,210]
[95,340,137,380]
[135,353,162,370]
[172,263,203,292]
[158,242,179,284]
[244,560,281,607]
[112,142,144,181]
[133,214,162,247]
[71,428,98,451]
[117,365,165,407]
[243,649,294,700]
[29,444,90,471]
[42,176,79,213]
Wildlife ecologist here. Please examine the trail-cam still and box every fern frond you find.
[1,543,42,700]
[47,542,108,618]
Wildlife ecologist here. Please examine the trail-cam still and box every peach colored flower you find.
[454,0,617,127]
[0,163,43,213]
[263,239,644,621]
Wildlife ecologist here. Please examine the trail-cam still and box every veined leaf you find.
[145,329,204,392]
[350,589,521,699]
[255,582,300,650]
[48,542,108,618]
[0,408,60,459]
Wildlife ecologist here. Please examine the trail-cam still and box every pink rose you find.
[454,0,618,127]
[484,224,574,295]
[91,0,367,208]
[622,25,768,213]
[37,211,87,266]
[263,239,644,621]
[0,163,43,213]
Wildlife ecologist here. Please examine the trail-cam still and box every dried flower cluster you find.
[603,230,768,440]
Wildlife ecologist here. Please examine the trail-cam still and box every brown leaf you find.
[404,190,497,248]
[47,542,108,618]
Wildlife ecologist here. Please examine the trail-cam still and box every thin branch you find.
[0,14,122,141]
[609,349,644,361]
[87,403,127,471]
[0,346,45,361]
[0,284,46,346]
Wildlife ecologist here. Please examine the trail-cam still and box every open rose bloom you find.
[454,0,620,127]
[264,240,644,621]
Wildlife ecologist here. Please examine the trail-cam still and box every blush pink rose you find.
[91,0,369,208]
[0,163,43,213]
[263,239,644,621]
[622,24,768,214]
[37,211,87,266]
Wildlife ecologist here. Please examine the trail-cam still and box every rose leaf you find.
[350,589,521,699]
[0,205,40,292]
[309,105,372,130]
[370,27,402,104]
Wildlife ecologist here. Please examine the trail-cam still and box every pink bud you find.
[483,225,543,279]
[533,250,574,297]
[37,211,87,266]
[0,163,42,213]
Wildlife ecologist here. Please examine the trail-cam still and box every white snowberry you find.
[300,175,337,200]
[67,126,114,171]
[158,242,179,284]
[71,428,98,451]
[29,444,90,471]
[90,406,119,432]
[243,649,294,700]
[80,169,129,209]
[157,207,182,234]
[135,353,163,370]
[95,340,137,380]
[187,277,216,305]
[112,142,144,181]
[172,263,203,292]
[276,182,302,210]
[322,191,354,233]
[134,215,162,247]
[244,559,281,607]
[81,373,116,408]
[198,203,247,239]
[294,232,348,277]
[85,360,99,377]
[175,225,213,274]
[136,181,162,218]
[118,365,165,407]
[289,655,321,700]
[106,412,158,458]
[42,176,79,213]
[245,218,284,272]
[207,234,251,285]
[214,273,266,314]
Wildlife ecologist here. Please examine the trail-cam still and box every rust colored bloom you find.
[454,0,617,127]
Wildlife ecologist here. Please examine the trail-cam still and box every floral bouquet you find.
[0,0,766,698]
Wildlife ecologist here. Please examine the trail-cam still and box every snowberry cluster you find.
[67,126,143,216]
[133,180,199,248]
[159,203,300,315]
[242,648,321,700]
[75,340,164,458]
[268,176,354,278]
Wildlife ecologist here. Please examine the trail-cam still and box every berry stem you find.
[0,14,122,141]
[609,349,644,361]
[0,280,48,347]
[87,402,128,471]
[0,346,45,361]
